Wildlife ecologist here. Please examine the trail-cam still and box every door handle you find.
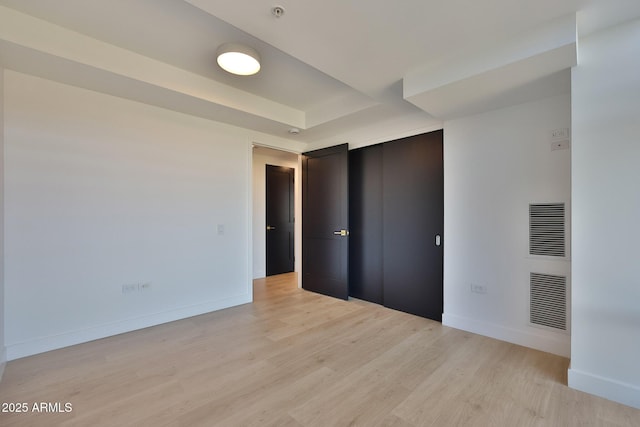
[435,234,441,247]
[267,226,276,231]
[333,229,349,236]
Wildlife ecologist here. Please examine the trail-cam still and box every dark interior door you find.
[349,144,383,304]
[266,165,295,276]
[302,144,349,300]
[382,130,444,321]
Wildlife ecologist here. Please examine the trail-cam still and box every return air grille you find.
[529,203,565,257]
[530,273,567,331]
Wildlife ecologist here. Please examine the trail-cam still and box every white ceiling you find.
[1,0,639,149]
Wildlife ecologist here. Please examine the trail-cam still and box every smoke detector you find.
[272,6,285,18]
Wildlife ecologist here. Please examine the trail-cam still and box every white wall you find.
[3,71,266,360]
[569,19,640,409]
[0,67,6,376]
[443,94,572,357]
[251,147,300,280]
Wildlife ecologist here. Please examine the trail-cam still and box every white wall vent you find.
[529,203,565,257]
[530,273,567,331]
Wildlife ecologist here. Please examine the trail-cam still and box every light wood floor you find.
[1,273,638,426]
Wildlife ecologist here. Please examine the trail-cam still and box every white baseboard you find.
[569,368,640,409]
[6,293,252,361]
[442,312,570,357]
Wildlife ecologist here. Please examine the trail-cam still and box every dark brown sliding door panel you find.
[349,144,383,304]
[382,131,443,321]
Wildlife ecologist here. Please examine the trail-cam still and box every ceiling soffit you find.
[403,15,577,120]
[0,4,385,144]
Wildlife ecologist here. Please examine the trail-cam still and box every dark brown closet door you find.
[382,130,443,321]
[349,144,383,304]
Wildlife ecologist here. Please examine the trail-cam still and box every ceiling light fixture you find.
[216,43,261,76]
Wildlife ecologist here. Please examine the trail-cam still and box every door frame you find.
[251,144,302,286]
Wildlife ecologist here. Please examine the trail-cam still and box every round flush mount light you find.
[216,43,261,76]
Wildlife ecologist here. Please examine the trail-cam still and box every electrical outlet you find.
[122,284,137,294]
[470,283,488,294]
[550,128,570,141]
